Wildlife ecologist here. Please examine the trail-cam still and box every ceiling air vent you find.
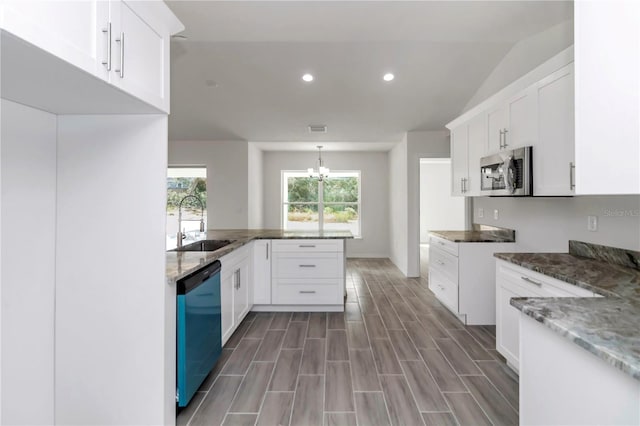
[308,125,327,133]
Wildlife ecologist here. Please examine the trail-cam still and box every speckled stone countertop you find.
[498,241,640,380]
[494,252,640,298]
[430,224,515,243]
[166,229,353,284]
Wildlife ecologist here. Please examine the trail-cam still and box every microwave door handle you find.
[504,156,517,194]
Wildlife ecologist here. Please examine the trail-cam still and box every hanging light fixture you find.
[308,145,330,182]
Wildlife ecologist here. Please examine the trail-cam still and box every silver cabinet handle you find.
[464,178,468,193]
[521,276,542,287]
[266,243,269,260]
[234,269,241,289]
[570,162,575,190]
[101,23,112,70]
[299,244,316,248]
[460,178,464,193]
[299,264,316,268]
[115,32,124,78]
[299,290,316,294]
[436,260,445,266]
[438,241,445,246]
[499,128,509,149]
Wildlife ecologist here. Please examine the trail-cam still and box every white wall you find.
[169,140,249,229]
[389,137,408,274]
[1,100,56,425]
[263,150,390,258]
[247,143,264,229]
[420,160,466,243]
[56,115,170,425]
[474,195,640,252]
[464,19,574,112]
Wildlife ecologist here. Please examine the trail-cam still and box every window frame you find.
[281,170,362,237]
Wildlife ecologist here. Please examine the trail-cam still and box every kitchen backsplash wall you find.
[473,195,640,252]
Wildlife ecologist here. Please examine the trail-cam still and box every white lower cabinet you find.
[220,244,251,345]
[271,239,345,309]
[428,235,515,325]
[520,314,640,425]
[495,259,597,372]
[252,240,272,305]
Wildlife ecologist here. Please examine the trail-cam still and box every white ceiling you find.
[167,1,573,147]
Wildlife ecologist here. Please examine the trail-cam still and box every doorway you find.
[419,158,466,276]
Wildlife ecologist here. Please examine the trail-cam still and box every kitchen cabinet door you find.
[535,65,575,196]
[0,1,109,79]
[506,87,537,150]
[487,105,507,154]
[110,0,170,112]
[466,113,488,195]
[496,281,528,371]
[574,0,640,195]
[252,240,272,305]
[233,258,251,325]
[450,124,469,196]
[220,269,235,344]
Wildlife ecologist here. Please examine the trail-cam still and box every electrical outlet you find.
[588,215,598,232]
[493,209,499,220]
[478,208,484,218]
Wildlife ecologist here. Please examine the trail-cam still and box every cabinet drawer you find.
[272,279,342,305]
[272,239,343,253]
[272,252,342,279]
[429,246,459,282]
[429,268,458,313]
[429,235,458,257]
[497,260,594,297]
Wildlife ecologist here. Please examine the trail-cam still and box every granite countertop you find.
[494,252,640,298]
[166,229,353,284]
[499,240,640,380]
[430,224,516,243]
[430,230,515,243]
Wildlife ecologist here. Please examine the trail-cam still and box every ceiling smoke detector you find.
[308,125,327,133]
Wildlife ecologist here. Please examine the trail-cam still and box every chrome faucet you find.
[176,194,205,248]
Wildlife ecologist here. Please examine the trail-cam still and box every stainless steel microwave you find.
[480,147,532,196]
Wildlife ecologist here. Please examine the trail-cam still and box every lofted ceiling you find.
[167,1,573,146]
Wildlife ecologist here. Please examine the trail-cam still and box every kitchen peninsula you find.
[167,229,353,344]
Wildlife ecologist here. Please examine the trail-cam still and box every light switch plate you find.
[588,215,598,232]
[478,208,484,218]
[493,209,499,220]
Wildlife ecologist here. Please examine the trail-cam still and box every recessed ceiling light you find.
[383,73,395,82]
[302,73,314,82]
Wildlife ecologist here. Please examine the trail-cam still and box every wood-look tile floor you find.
[178,258,519,426]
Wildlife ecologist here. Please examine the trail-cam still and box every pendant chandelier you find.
[308,145,330,182]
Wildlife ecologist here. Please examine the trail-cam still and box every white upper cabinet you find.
[487,104,507,154]
[109,1,170,112]
[535,65,575,196]
[487,89,537,154]
[506,88,537,150]
[0,0,182,113]
[575,0,640,195]
[466,112,488,195]
[451,124,469,196]
[0,1,109,78]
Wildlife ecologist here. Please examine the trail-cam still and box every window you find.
[282,171,361,237]
[167,167,207,248]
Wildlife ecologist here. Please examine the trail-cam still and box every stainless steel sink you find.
[171,239,235,252]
